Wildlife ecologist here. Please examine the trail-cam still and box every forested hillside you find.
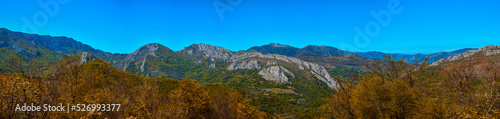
[0,53,266,118]
[321,54,500,118]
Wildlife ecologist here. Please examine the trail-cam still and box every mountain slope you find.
[112,43,337,116]
[300,55,377,69]
[247,43,472,64]
[179,44,337,88]
[247,43,353,57]
[179,43,234,62]
[296,45,354,57]
[430,45,500,66]
[247,43,299,57]
[0,28,101,54]
[178,44,336,115]
[121,43,201,79]
[0,28,128,69]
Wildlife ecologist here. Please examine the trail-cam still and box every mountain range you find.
[248,43,474,63]
[0,28,483,86]
[2,27,500,117]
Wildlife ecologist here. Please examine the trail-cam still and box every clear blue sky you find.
[1,0,499,54]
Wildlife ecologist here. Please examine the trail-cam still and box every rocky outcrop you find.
[123,43,161,71]
[120,43,185,79]
[229,52,290,62]
[227,59,260,70]
[80,52,96,65]
[311,71,336,88]
[258,66,291,84]
[209,63,216,69]
[140,55,147,72]
[266,61,277,66]
[269,43,290,47]
[195,58,202,64]
[280,66,295,78]
[480,45,500,56]
[431,45,500,66]
[0,41,43,58]
[180,43,233,60]
[0,41,30,56]
[227,52,337,88]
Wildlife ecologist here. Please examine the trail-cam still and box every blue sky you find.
[1,0,499,54]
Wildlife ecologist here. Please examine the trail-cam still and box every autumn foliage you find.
[0,53,265,118]
[2,51,499,118]
[321,54,500,118]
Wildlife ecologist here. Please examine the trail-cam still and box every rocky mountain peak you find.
[478,45,500,51]
[129,43,163,56]
[269,43,290,47]
[227,59,261,70]
[258,66,293,84]
[144,43,160,52]
[122,43,171,71]
[181,43,233,60]
[80,52,96,65]
[430,45,500,66]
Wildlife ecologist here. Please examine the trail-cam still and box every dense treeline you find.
[321,55,500,118]
[0,53,265,118]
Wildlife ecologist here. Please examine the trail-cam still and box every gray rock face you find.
[195,58,202,64]
[186,50,194,56]
[123,43,160,71]
[480,45,500,56]
[269,43,290,47]
[229,52,291,63]
[140,55,147,72]
[280,66,295,78]
[227,52,337,88]
[266,61,277,66]
[227,59,260,70]
[431,45,500,66]
[80,52,95,65]
[258,66,291,84]
[209,63,216,69]
[229,52,262,62]
[0,41,29,56]
[181,43,233,60]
